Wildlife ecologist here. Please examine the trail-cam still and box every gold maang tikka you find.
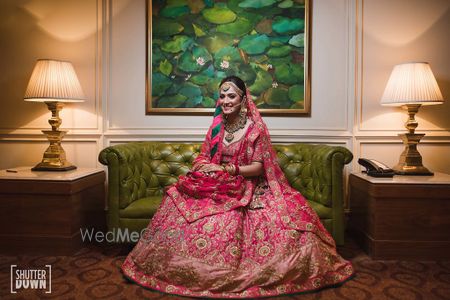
[220,81,244,97]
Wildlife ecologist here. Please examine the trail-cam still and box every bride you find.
[121,76,354,298]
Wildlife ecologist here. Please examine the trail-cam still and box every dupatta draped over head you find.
[168,89,335,247]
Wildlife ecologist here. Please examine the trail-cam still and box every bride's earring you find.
[240,107,246,118]
[240,99,247,118]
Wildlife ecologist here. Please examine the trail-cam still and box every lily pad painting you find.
[147,0,310,115]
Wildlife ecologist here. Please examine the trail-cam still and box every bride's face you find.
[219,85,242,117]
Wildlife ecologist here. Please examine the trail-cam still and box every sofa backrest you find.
[274,144,333,207]
[144,143,201,197]
[107,142,338,209]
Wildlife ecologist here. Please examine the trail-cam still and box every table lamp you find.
[24,59,85,171]
[381,62,444,175]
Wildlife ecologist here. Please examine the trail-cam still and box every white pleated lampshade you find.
[24,59,85,102]
[381,62,444,106]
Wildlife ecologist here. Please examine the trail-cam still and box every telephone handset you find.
[358,158,395,177]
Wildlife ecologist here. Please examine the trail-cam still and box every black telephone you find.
[358,158,395,177]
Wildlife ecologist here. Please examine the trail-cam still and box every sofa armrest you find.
[99,147,121,229]
[329,147,353,243]
[311,145,352,245]
[99,143,155,229]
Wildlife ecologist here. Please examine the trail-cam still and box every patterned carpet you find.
[1,236,449,300]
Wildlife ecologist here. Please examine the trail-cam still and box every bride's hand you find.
[197,163,224,173]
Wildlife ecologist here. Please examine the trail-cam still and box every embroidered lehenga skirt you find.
[121,137,354,298]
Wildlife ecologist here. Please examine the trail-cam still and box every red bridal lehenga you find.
[122,92,354,298]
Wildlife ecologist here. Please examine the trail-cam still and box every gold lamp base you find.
[392,123,433,176]
[32,102,77,172]
[32,129,76,171]
[391,104,433,176]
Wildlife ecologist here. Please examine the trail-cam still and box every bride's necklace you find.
[224,115,247,143]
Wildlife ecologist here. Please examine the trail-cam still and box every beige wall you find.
[1,0,449,188]
[356,0,450,174]
[0,0,101,169]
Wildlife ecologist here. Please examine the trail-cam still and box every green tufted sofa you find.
[98,142,352,245]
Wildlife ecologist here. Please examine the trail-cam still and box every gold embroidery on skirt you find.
[203,222,214,233]
[229,246,240,257]
[255,229,265,240]
[253,266,276,285]
[195,238,208,249]
[165,264,201,288]
[258,245,271,257]
[288,230,300,239]
[136,246,171,276]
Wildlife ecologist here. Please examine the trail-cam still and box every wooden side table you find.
[0,167,106,255]
[349,172,450,260]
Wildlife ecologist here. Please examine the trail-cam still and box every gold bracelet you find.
[226,164,236,175]
[225,164,231,175]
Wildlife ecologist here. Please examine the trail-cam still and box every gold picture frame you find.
[146,0,311,115]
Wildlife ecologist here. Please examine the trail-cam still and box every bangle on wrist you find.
[234,164,240,175]
[225,164,234,175]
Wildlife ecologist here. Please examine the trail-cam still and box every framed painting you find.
[146,0,311,115]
